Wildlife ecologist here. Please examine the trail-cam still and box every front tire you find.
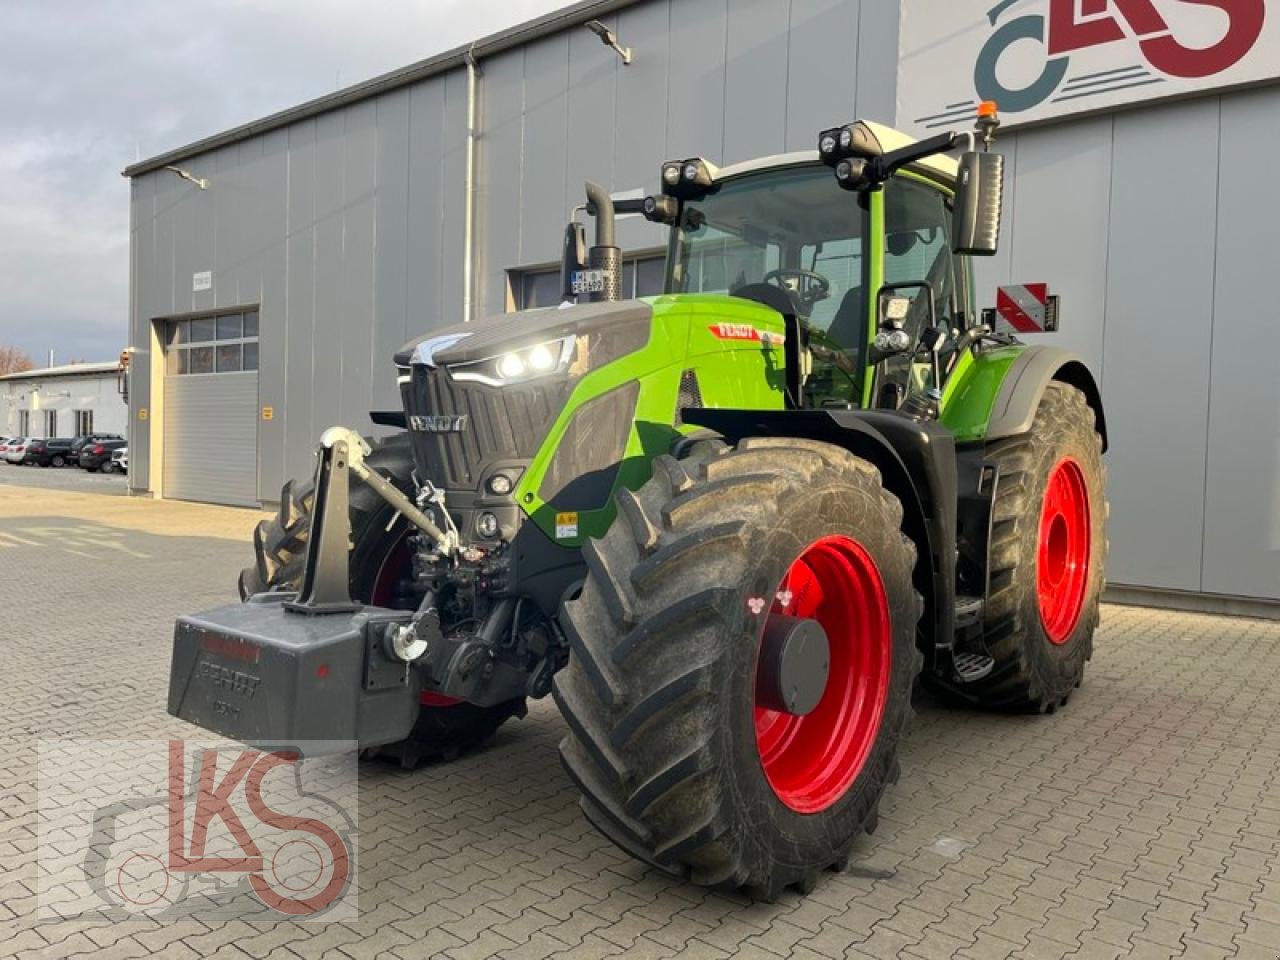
[556,438,921,896]
[241,435,523,764]
[969,382,1107,711]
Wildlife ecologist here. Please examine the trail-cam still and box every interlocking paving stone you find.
[3,478,1279,959]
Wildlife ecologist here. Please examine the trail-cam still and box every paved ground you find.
[3,476,1279,960]
[0,461,129,495]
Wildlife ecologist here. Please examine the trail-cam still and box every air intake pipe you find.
[584,181,621,302]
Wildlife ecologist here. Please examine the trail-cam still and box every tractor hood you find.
[394,300,653,368]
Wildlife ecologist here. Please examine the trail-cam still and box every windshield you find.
[667,165,866,346]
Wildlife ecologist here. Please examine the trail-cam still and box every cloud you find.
[0,0,564,364]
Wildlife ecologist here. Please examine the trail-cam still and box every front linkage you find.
[169,426,563,749]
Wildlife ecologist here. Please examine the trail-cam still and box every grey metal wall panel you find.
[853,0,897,121]
[564,17,621,253]
[785,0,862,151]
[666,0,727,161]
[310,111,347,441]
[1004,116,1113,371]
[339,100,377,425]
[613,2,671,192]
[1201,87,1280,599]
[284,119,318,485]
[252,130,291,500]
[517,35,572,274]
[478,52,528,313]
[723,0,790,163]
[163,371,259,507]
[406,79,448,332]
[373,89,413,417]
[129,178,153,490]
[1102,99,1218,591]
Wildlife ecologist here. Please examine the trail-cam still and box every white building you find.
[0,362,128,440]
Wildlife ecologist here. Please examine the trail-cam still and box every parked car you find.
[3,438,33,464]
[79,439,127,472]
[69,434,124,458]
[105,447,128,475]
[24,438,77,467]
[0,438,18,460]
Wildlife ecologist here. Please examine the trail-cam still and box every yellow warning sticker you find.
[138,408,148,421]
[555,512,579,539]
[262,405,274,421]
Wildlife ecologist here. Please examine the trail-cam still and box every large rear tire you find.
[555,438,921,896]
[241,434,523,764]
[968,382,1107,712]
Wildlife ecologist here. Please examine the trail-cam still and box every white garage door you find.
[162,311,260,507]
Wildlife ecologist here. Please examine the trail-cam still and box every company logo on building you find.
[898,0,1277,132]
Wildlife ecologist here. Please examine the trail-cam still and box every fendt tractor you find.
[169,104,1108,897]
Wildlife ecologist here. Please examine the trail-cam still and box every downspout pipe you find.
[463,46,479,323]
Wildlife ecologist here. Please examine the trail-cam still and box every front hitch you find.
[285,427,455,616]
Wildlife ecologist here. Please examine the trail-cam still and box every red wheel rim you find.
[753,535,892,814]
[1037,457,1091,645]
[372,533,463,709]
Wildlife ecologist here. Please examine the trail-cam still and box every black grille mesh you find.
[406,369,570,489]
[675,369,703,426]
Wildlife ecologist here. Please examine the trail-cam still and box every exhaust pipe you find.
[584,181,621,302]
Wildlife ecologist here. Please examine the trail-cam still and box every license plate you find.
[571,270,605,294]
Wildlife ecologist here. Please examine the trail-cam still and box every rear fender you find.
[684,407,957,658]
[987,346,1107,450]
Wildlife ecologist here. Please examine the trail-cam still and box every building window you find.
[44,410,57,438]
[75,410,93,436]
[509,253,667,311]
[18,410,30,435]
[167,310,260,375]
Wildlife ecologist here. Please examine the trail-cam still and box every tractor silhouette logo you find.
[75,741,355,920]
[911,0,1269,127]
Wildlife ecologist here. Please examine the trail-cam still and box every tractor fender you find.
[684,407,957,655]
[987,345,1108,451]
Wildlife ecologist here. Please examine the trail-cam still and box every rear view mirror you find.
[560,221,587,301]
[951,151,1004,256]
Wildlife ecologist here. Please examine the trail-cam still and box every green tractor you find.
[169,107,1107,897]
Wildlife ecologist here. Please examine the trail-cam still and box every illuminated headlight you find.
[662,163,682,186]
[819,134,837,156]
[487,473,513,496]
[839,127,852,149]
[476,512,500,539]
[683,162,700,181]
[448,335,575,387]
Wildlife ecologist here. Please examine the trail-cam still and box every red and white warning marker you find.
[994,284,1059,334]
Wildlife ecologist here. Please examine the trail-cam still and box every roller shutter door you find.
[162,311,260,507]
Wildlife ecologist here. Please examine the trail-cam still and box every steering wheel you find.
[763,269,831,310]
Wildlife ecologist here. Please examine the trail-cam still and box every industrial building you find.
[0,362,127,441]
[122,0,1280,611]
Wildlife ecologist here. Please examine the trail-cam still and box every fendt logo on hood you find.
[410,415,469,433]
[899,1,1274,130]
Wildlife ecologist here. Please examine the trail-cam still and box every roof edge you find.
[123,0,642,179]
[0,362,120,382]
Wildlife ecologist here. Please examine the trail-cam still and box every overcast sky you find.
[0,0,565,366]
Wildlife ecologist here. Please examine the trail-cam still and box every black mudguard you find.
[684,407,958,655]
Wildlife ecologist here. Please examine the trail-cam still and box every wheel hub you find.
[755,615,830,716]
[753,535,892,814]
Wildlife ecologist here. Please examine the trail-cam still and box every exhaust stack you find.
[583,181,621,302]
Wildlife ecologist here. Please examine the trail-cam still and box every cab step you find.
[953,651,995,684]
[954,594,984,629]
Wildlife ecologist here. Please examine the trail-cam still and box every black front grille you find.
[404,368,570,490]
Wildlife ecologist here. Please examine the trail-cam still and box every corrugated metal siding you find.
[974,86,1280,600]
[163,372,260,507]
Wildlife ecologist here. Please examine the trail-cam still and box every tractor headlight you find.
[448,335,576,387]
[476,512,500,539]
[662,163,682,186]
